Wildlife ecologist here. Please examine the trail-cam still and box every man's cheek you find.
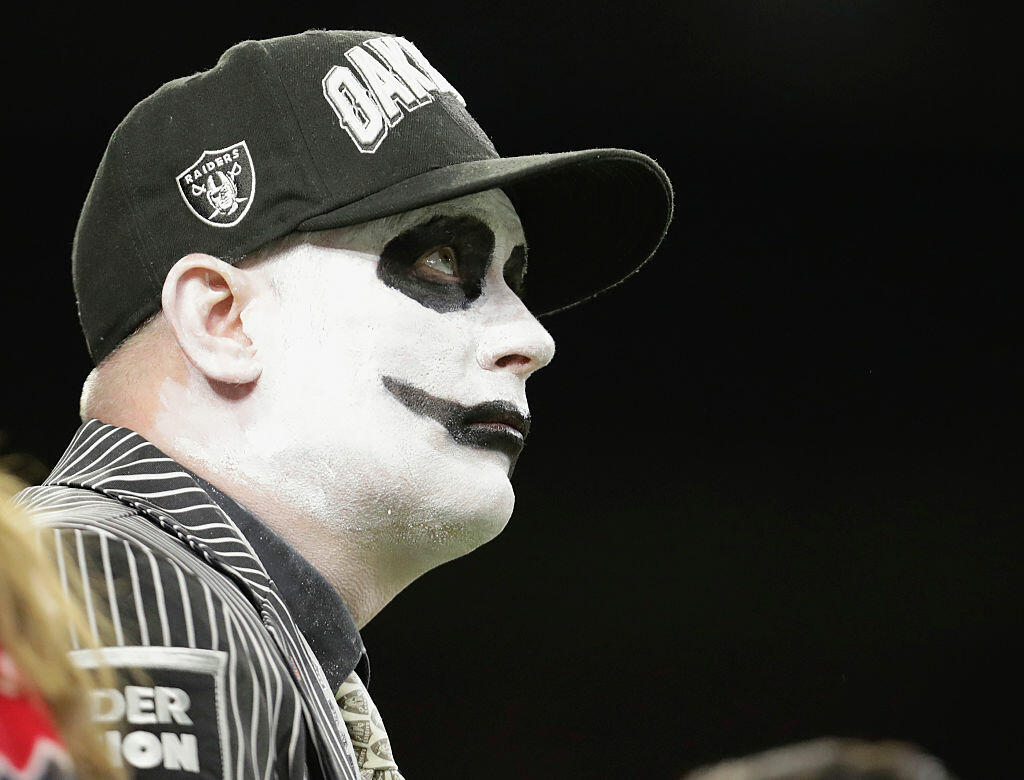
[381,308,468,363]
[406,337,476,394]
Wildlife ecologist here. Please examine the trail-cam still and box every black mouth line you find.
[381,376,531,469]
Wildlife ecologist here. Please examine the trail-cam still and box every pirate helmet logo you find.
[176,141,255,227]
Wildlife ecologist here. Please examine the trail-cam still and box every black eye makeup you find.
[503,244,527,299]
[377,214,528,313]
[378,215,495,313]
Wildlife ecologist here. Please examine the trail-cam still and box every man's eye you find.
[416,246,459,279]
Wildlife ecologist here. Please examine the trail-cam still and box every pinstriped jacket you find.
[16,420,364,780]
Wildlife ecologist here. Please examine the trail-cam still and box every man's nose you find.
[476,305,556,378]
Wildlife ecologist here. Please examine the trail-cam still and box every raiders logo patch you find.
[176,141,255,227]
[70,647,229,778]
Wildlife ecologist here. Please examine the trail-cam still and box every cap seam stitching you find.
[112,125,164,299]
[255,37,332,205]
[111,125,163,294]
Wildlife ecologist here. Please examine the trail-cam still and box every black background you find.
[1,3,1019,778]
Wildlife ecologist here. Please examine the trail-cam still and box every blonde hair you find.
[0,471,124,780]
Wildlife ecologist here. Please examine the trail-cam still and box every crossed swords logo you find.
[190,162,248,220]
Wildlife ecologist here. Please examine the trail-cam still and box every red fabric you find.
[0,647,72,777]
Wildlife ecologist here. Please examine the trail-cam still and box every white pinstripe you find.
[287,700,304,771]
[174,564,197,649]
[224,613,245,780]
[74,529,100,644]
[202,580,220,651]
[50,425,120,481]
[235,612,263,778]
[52,529,79,650]
[163,511,232,521]
[122,539,150,646]
[141,545,172,645]
[99,533,126,646]
[79,444,160,476]
[88,470,197,487]
[105,485,210,500]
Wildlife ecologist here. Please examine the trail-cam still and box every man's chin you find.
[409,472,515,562]
[435,508,513,564]
[458,439,523,479]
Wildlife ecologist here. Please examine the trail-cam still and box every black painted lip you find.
[462,404,530,439]
[381,376,531,465]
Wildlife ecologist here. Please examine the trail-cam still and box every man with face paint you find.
[17,30,672,779]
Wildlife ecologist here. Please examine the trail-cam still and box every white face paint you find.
[220,189,555,570]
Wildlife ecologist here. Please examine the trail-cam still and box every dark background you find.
[1,2,1019,778]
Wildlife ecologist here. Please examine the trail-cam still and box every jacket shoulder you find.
[18,485,314,778]
[16,482,139,525]
[19,484,267,656]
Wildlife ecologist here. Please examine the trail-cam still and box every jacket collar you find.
[191,473,367,688]
[45,419,362,780]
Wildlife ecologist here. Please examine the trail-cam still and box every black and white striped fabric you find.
[16,420,366,780]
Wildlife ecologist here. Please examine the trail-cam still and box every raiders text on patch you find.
[92,685,198,772]
[322,36,465,153]
[176,141,255,228]
[72,647,230,778]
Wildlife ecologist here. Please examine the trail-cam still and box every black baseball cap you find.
[73,30,674,365]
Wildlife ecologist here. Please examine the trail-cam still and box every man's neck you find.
[141,428,420,628]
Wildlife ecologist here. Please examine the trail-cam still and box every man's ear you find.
[161,253,264,384]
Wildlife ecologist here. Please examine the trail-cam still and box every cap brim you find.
[298,148,673,316]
